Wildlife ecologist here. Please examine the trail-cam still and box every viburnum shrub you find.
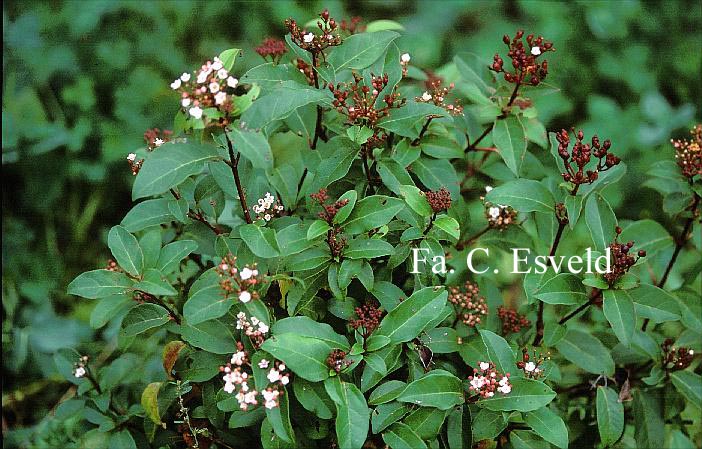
[62,9,701,449]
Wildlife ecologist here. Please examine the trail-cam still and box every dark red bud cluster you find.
[285,9,342,55]
[255,37,288,63]
[425,187,452,213]
[349,301,384,338]
[310,189,349,224]
[498,306,530,334]
[328,73,404,128]
[490,30,553,86]
[326,348,351,373]
[662,338,695,372]
[603,229,645,285]
[448,281,488,327]
[557,129,620,190]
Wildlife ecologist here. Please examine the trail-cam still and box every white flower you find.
[223,381,236,393]
[267,369,281,383]
[400,53,411,63]
[479,361,490,371]
[209,81,220,93]
[239,290,252,303]
[421,91,432,101]
[278,364,285,371]
[154,138,164,147]
[689,349,695,355]
[214,91,227,105]
[498,384,512,394]
[486,391,495,398]
[524,362,536,372]
[258,322,269,334]
[489,206,501,219]
[265,400,276,409]
[74,367,86,378]
[212,57,223,71]
[126,153,137,162]
[218,68,229,79]
[227,76,239,88]
[244,391,258,404]
[181,98,191,107]
[170,79,181,90]
[180,72,191,82]
[485,185,493,193]
[499,377,509,386]
[470,376,485,390]
[281,376,289,385]
[189,106,203,119]
[196,69,211,84]
[258,359,270,369]
[240,267,254,280]
[231,351,246,365]
[303,32,315,43]
[531,46,541,56]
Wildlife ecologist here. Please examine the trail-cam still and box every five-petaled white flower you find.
[401,53,411,63]
[421,91,432,101]
[531,46,541,56]
[479,361,490,370]
[189,106,203,119]
[214,91,227,105]
[170,79,181,90]
[239,290,252,303]
[180,72,191,82]
[303,32,315,43]
[126,153,137,162]
[227,76,239,88]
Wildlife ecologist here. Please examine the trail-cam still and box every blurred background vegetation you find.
[2,0,700,446]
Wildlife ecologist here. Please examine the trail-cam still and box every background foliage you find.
[2,1,701,448]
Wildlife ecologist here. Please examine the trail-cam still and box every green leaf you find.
[401,406,447,440]
[585,194,617,251]
[377,159,414,195]
[328,30,399,72]
[633,390,664,449]
[293,248,331,271]
[90,295,133,329]
[241,62,307,88]
[524,407,568,448]
[109,430,137,449]
[333,190,358,224]
[399,185,432,217]
[670,371,702,408]
[266,386,295,443]
[156,240,198,274]
[371,402,408,434]
[293,378,335,419]
[446,404,472,449]
[397,369,464,410]
[377,101,447,138]
[228,128,273,170]
[239,224,280,258]
[307,220,331,241]
[433,215,460,240]
[369,381,407,405]
[343,195,405,234]
[596,386,624,447]
[307,137,358,194]
[261,334,332,382]
[180,319,237,354]
[68,270,132,299]
[241,82,330,129]
[422,327,460,354]
[108,225,144,276]
[344,239,395,259]
[324,377,371,449]
[272,316,350,351]
[376,287,447,343]
[479,330,518,377]
[121,304,170,336]
[141,382,163,425]
[133,268,178,296]
[619,220,673,257]
[603,289,636,347]
[382,422,427,449]
[121,199,175,232]
[411,157,459,198]
[132,142,219,199]
[484,180,555,214]
[478,378,556,412]
[511,430,549,449]
[535,273,588,305]
[183,270,231,325]
[471,409,507,441]
[556,329,615,376]
[218,48,241,71]
[420,135,464,159]
[492,116,527,176]
[564,195,584,229]
[364,20,405,32]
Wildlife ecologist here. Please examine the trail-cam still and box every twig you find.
[559,289,602,325]
[412,117,434,146]
[224,131,253,224]
[310,52,327,149]
[455,226,490,250]
[642,192,700,330]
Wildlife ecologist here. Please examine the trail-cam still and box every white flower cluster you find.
[72,355,89,379]
[221,349,290,411]
[468,361,512,398]
[524,361,540,375]
[170,56,239,121]
[252,192,284,222]
[484,186,510,219]
[236,312,269,335]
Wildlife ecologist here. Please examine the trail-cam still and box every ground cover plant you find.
[3,2,701,449]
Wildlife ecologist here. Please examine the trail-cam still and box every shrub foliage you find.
[60,8,701,449]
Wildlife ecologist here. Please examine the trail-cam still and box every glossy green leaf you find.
[121,304,170,336]
[524,407,569,448]
[478,378,556,412]
[68,270,132,299]
[603,289,636,347]
[376,287,447,344]
[596,386,624,447]
[492,115,527,176]
[484,179,555,214]
[107,225,143,276]
[397,369,464,410]
[556,329,615,376]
